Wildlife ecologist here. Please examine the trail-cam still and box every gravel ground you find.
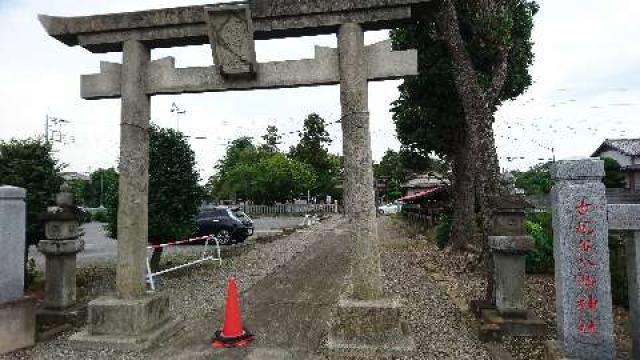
[379,217,492,360]
[3,216,341,360]
[392,217,633,360]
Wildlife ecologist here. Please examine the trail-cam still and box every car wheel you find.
[377,209,384,215]
[216,229,232,245]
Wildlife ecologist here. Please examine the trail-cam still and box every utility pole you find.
[45,114,71,144]
[170,102,186,131]
[45,114,49,143]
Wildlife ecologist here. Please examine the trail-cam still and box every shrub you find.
[435,213,452,249]
[92,210,109,223]
[525,211,554,273]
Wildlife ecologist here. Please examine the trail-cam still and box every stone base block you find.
[325,297,415,358]
[479,308,546,341]
[0,297,36,354]
[37,303,86,324]
[69,294,182,351]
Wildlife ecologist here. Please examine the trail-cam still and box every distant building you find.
[401,173,449,197]
[592,138,640,192]
[61,171,90,182]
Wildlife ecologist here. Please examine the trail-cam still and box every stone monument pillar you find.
[628,231,640,360]
[71,40,177,350]
[546,159,615,360]
[326,23,414,356]
[0,186,35,354]
[37,183,84,315]
[478,196,544,339]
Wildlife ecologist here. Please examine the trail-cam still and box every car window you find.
[215,209,227,217]
[232,208,252,221]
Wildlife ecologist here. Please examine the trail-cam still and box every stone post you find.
[548,159,615,360]
[0,186,35,354]
[338,22,384,301]
[37,183,85,312]
[326,23,414,356]
[71,40,178,350]
[608,203,640,359]
[628,231,640,360]
[117,39,151,299]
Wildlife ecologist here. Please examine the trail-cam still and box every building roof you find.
[398,186,446,203]
[401,173,449,189]
[592,138,640,158]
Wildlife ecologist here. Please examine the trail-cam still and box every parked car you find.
[195,207,254,245]
[377,202,402,216]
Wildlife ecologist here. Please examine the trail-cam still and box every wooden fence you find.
[240,203,339,216]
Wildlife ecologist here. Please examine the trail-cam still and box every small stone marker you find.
[550,159,615,360]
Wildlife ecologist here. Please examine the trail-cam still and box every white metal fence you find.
[240,203,339,216]
[145,235,221,290]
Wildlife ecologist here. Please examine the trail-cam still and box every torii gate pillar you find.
[326,23,415,356]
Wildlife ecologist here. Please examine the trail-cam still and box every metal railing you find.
[145,235,222,290]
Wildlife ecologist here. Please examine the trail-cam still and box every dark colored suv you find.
[195,207,254,245]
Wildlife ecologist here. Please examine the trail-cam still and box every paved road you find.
[29,216,313,269]
[154,222,351,360]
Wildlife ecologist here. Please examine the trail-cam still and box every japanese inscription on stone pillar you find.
[551,159,615,360]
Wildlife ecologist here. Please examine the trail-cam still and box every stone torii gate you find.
[40,0,434,353]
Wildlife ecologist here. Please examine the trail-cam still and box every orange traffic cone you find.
[211,277,255,348]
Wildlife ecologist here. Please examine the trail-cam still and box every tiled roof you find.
[593,138,640,157]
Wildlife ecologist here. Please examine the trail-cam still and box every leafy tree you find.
[0,138,62,289]
[602,157,626,189]
[290,113,341,199]
[375,149,409,201]
[105,126,204,270]
[224,152,316,204]
[391,0,538,250]
[68,178,90,206]
[215,136,258,181]
[513,162,553,195]
[0,139,62,245]
[260,125,282,153]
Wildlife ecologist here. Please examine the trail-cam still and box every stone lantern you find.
[37,183,85,312]
[478,195,545,339]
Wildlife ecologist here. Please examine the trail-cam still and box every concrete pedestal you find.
[326,297,415,358]
[69,294,182,350]
[0,297,36,354]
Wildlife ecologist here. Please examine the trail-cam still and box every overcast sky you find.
[0,0,638,182]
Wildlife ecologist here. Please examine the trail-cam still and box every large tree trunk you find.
[438,0,509,303]
[449,128,476,250]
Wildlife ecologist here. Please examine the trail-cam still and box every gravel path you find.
[3,217,342,360]
[378,218,492,360]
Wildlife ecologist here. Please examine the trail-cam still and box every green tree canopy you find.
[260,125,282,153]
[391,0,538,162]
[289,113,341,199]
[0,138,62,244]
[106,126,204,244]
[602,157,626,189]
[513,161,553,195]
[223,152,316,205]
